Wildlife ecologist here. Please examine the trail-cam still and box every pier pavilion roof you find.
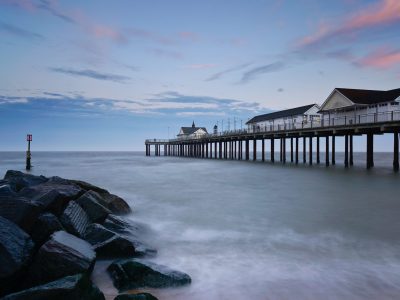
[319,88,400,112]
[246,104,316,124]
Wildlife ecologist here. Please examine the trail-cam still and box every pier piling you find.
[394,131,399,172]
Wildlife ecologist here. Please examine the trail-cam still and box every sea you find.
[1,151,400,300]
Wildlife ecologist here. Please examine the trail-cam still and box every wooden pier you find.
[145,114,400,171]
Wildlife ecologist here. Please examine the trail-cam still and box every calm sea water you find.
[1,151,400,300]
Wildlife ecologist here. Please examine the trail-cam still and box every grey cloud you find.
[0,21,44,40]
[240,62,285,84]
[205,62,252,81]
[49,67,130,83]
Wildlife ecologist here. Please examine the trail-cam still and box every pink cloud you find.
[179,31,199,41]
[357,47,400,69]
[90,25,127,44]
[0,0,36,11]
[299,0,400,48]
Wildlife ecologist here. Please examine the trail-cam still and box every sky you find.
[0,0,399,150]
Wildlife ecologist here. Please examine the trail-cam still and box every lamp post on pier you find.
[26,134,32,170]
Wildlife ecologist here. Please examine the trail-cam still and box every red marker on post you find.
[26,134,32,170]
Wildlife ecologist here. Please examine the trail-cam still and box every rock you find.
[0,196,42,232]
[107,259,191,291]
[31,212,64,246]
[4,170,48,192]
[0,216,35,296]
[101,193,131,215]
[27,231,96,287]
[70,180,109,195]
[19,181,84,216]
[1,274,105,300]
[84,224,155,258]
[0,184,16,197]
[60,201,90,237]
[76,191,111,223]
[103,214,134,235]
[114,293,158,300]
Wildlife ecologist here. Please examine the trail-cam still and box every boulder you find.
[70,180,109,195]
[0,216,35,296]
[107,259,191,291]
[60,201,90,237]
[0,184,16,197]
[27,231,96,287]
[103,214,133,235]
[31,212,64,246]
[101,193,131,215]
[19,181,84,216]
[0,196,42,232]
[4,170,47,192]
[76,191,111,223]
[84,224,155,258]
[2,274,105,300]
[114,293,158,300]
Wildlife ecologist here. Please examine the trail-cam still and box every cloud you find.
[49,67,130,83]
[0,21,44,40]
[185,64,216,70]
[36,0,75,23]
[0,90,263,117]
[240,62,285,84]
[356,47,400,69]
[298,0,400,49]
[205,62,252,81]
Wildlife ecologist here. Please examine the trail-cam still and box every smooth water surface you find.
[1,151,400,300]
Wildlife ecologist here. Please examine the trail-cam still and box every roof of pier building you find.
[177,121,208,136]
[246,104,317,125]
[319,88,400,112]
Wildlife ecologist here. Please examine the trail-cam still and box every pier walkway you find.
[145,110,400,171]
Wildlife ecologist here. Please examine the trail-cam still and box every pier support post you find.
[231,141,234,160]
[206,143,208,158]
[394,131,399,172]
[283,138,286,164]
[219,141,222,159]
[214,142,217,159]
[280,138,283,162]
[316,137,320,164]
[303,137,306,164]
[350,134,353,166]
[234,141,237,159]
[325,136,329,166]
[332,135,336,165]
[246,139,249,160]
[295,137,299,164]
[271,138,275,162]
[262,139,265,162]
[164,145,167,156]
[344,135,349,168]
[239,140,243,160]
[253,139,257,161]
[290,138,293,163]
[367,133,374,169]
[309,137,312,165]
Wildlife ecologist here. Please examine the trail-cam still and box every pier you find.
[145,110,400,171]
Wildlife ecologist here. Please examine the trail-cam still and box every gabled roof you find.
[179,127,207,135]
[335,88,400,105]
[246,104,317,124]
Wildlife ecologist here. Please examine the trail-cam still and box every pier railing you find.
[146,110,400,143]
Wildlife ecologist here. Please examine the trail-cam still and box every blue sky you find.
[0,0,399,150]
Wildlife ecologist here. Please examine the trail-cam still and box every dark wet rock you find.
[31,212,64,246]
[1,274,105,300]
[103,214,134,235]
[60,201,90,237]
[114,293,158,300]
[27,231,96,287]
[4,170,48,192]
[0,196,42,232]
[76,191,111,223]
[107,259,191,291]
[101,193,131,215]
[0,184,16,197]
[0,216,35,296]
[19,181,84,216]
[70,180,109,195]
[84,224,155,258]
